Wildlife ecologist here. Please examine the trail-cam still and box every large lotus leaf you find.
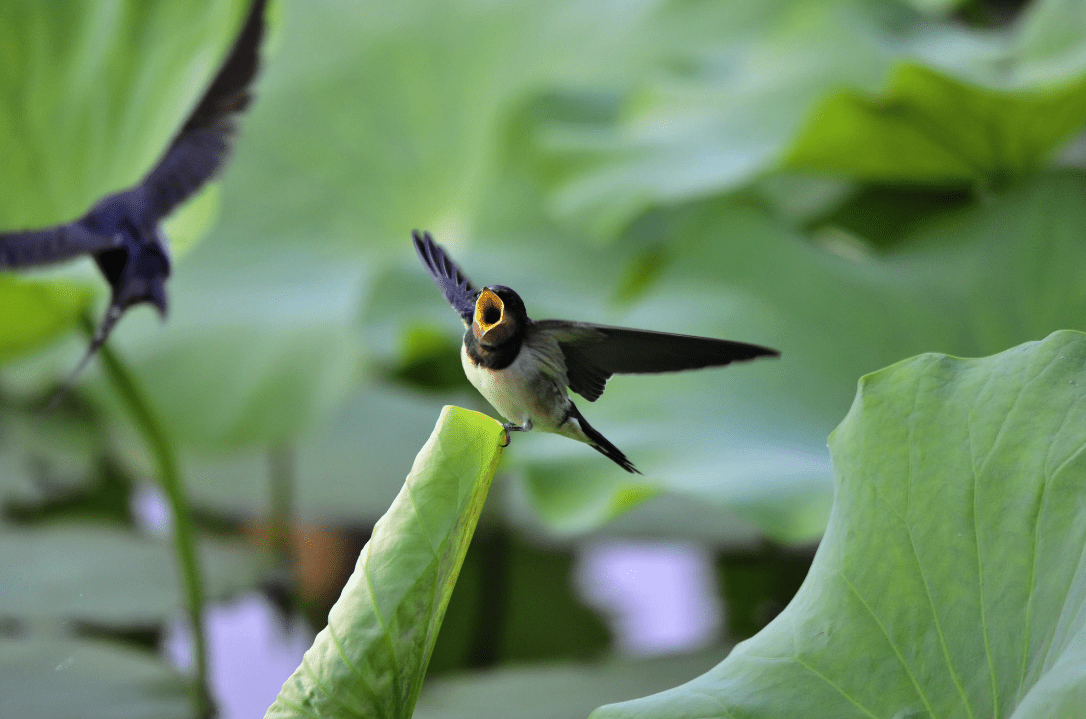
[0,638,191,719]
[786,0,1086,185]
[785,63,1086,181]
[593,330,1086,718]
[0,524,267,624]
[265,406,504,719]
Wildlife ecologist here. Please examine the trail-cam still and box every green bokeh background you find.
[2,0,1085,716]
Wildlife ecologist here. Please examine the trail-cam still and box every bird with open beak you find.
[413,231,780,473]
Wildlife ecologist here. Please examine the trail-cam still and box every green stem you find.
[85,315,213,718]
[267,443,295,574]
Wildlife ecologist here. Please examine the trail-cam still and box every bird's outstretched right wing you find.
[536,320,780,402]
[412,230,478,325]
[0,224,117,268]
[137,0,267,221]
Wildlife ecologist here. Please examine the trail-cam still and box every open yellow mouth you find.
[475,288,504,332]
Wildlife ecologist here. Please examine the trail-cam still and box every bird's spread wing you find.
[0,224,118,268]
[413,230,477,324]
[535,320,780,402]
[137,0,267,220]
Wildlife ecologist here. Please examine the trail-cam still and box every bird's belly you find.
[461,344,567,431]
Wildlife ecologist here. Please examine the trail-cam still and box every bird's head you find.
[116,232,172,318]
[472,285,526,347]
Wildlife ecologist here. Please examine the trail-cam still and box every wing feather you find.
[412,230,477,324]
[138,0,267,220]
[0,224,117,267]
[535,319,779,402]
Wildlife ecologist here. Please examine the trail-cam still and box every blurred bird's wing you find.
[2,0,266,269]
[0,224,118,267]
[413,230,478,325]
[535,320,780,402]
[136,0,267,221]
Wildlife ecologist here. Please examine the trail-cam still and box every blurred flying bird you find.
[412,230,780,473]
[0,0,268,387]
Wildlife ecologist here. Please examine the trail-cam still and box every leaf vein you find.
[363,560,405,694]
[300,653,369,717]
[688,689,739,719]
[1017,391,1085,701]
[272,694,322,719]
[325,620,385,714]
[969,423,1001,719]
[905,527,975,719]
[840,571,937,717]
[1040,537,1086,671]
[405,480,440,558]
[905,369,974,719]
[791,655,881,719]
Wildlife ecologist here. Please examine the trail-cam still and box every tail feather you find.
[567,402,640,474]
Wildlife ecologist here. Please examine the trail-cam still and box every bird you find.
[0,0,268,387]
[412,230,780,473]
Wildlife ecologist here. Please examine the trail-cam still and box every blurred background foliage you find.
[1,0,1085,716]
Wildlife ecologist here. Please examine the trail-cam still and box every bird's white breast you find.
[461,340,569,432]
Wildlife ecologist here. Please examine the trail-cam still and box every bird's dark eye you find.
[484,307,501,325]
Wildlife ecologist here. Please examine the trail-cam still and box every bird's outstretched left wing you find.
[0,224,117,268]
[412,230,478,325]
[535,320,780,402]
[136,0,267,220]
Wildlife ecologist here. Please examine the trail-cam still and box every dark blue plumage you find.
[0,0,267,382]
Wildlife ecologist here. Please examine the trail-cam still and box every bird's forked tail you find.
[566,402,640,474]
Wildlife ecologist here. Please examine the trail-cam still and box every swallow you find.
[412,231,780,473]
[0,0,268,384]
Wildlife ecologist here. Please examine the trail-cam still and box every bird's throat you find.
[464,329,521,370]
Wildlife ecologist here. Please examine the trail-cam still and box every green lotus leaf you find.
[265,406,504,719]
[594,330,1086,718]
[785,63,1086,182]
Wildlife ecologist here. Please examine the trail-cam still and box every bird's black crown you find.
[483,285,528,325]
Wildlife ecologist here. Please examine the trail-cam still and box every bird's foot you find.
[499,420,532,448]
